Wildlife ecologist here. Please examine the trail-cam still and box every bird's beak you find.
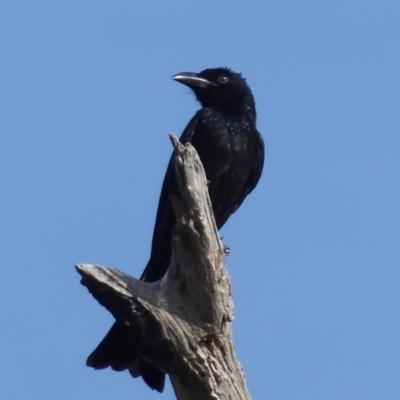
[172,72,216,89]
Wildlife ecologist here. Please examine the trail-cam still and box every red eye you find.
[217,75,229,84]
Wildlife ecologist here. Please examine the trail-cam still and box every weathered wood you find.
[76,134,251,400]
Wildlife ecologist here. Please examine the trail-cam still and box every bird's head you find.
[172,67,256,120]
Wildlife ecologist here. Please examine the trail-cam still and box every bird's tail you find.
[87,322,136,371]
[87,322,165,392]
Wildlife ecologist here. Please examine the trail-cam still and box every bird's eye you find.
[217,75,229,84]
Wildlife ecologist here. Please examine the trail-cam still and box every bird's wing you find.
[150,113,200,231]
[140,114,199,282]
[154,113,199,221]
[245,130,265,196]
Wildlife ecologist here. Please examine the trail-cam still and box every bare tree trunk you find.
[76,134,251,400]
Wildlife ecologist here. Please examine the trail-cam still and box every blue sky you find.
[1,1,399,399]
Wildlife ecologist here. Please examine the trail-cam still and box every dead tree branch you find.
[76,134,251,400]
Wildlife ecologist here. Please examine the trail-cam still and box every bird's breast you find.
[193,113,252,175]
[186,108,261,229]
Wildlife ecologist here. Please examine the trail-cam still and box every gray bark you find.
[76,134,251,400]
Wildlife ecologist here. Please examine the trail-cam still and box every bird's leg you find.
[219,236,230,256]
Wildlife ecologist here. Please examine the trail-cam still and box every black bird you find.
[86,67,264,392]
